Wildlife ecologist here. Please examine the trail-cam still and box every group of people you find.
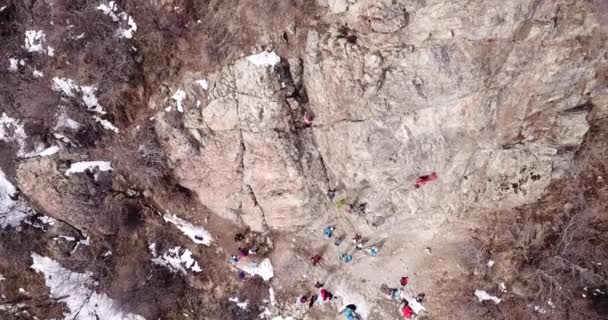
[230,233,258,265]
[382,276,426,319]
[320,226,379,264]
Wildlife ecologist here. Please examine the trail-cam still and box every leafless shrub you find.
[463,238,491,276]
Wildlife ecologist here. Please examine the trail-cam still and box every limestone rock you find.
[157,0,606,231]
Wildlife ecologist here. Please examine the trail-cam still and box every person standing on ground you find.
[400,299,414,319]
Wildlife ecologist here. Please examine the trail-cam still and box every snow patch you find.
[24,30,46,53]
[229,297,249,310]
[52,79,107,114]
[195,79,208,90]
[31,253,145,320]
[24,214,57,231]
[55,113,81,130]
[52,79,118,133]
[474,289,501,304]
[171,89,186,112]
[534,305,548,314]
[269,287,277,306]
[149,243,202,274]
[246,51,281,67]
[65,161,112,175]
[0,169,32,230]
[0,113,28,157]
[236,258,274,281]
[32,69,44,78]
[8,58,20,72]
[163,214,213,246]
[97,2,137,39]
[39,216,57,225]
[81,85,107,114]
[94,116,120,133]
[52,77,79,97]
[499,281,507,292]
[24,145,60,158]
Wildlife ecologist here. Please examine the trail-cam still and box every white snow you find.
[25,214,57,230]
[47,46,55,56]
[65,161,112,175]
[236,258,274,281]
[259,308,272,319]
[32,69,44,78]
[53,80,111,127]
[93,116,119,133]
[0,169,31,230]
[499,281,507,292]
[0,113,31,158]
[149,243,202,274]
[81,85,107,114]
[246,51,281,67]
[487,260,495,268]
[56,235,77,242]
[534,305,548,314]
[121,16,137,39]
[31,253,145,320]
[474,289,501,304]
[39,216,57,225]
[24,145,60,158]
[171,89,187,112]
[97,2,137,39]
[195,79,208,90]
[24,30,47,53]
[0,6,6,12]
[55,113,81,130]
[229,297,249,310]
[103,250,112,257]
[52,77,79,97]
[8,58,19,71]
[269,287,277,306]
[163,213,213,246]
[97,3,119,20]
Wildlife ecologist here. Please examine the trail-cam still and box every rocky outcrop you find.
[156,0,606,231]
[303,0,603,223]
[156,55,327,231]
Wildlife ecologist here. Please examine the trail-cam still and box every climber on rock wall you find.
[415,172,438,188]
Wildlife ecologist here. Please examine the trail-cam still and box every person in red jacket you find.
[400,300,414,319]
[311,255,322,266]
[400,276,409,287]
[415,172,438,188]
[320,288,334,302]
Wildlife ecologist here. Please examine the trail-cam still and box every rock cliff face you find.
[157,0,605,231]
